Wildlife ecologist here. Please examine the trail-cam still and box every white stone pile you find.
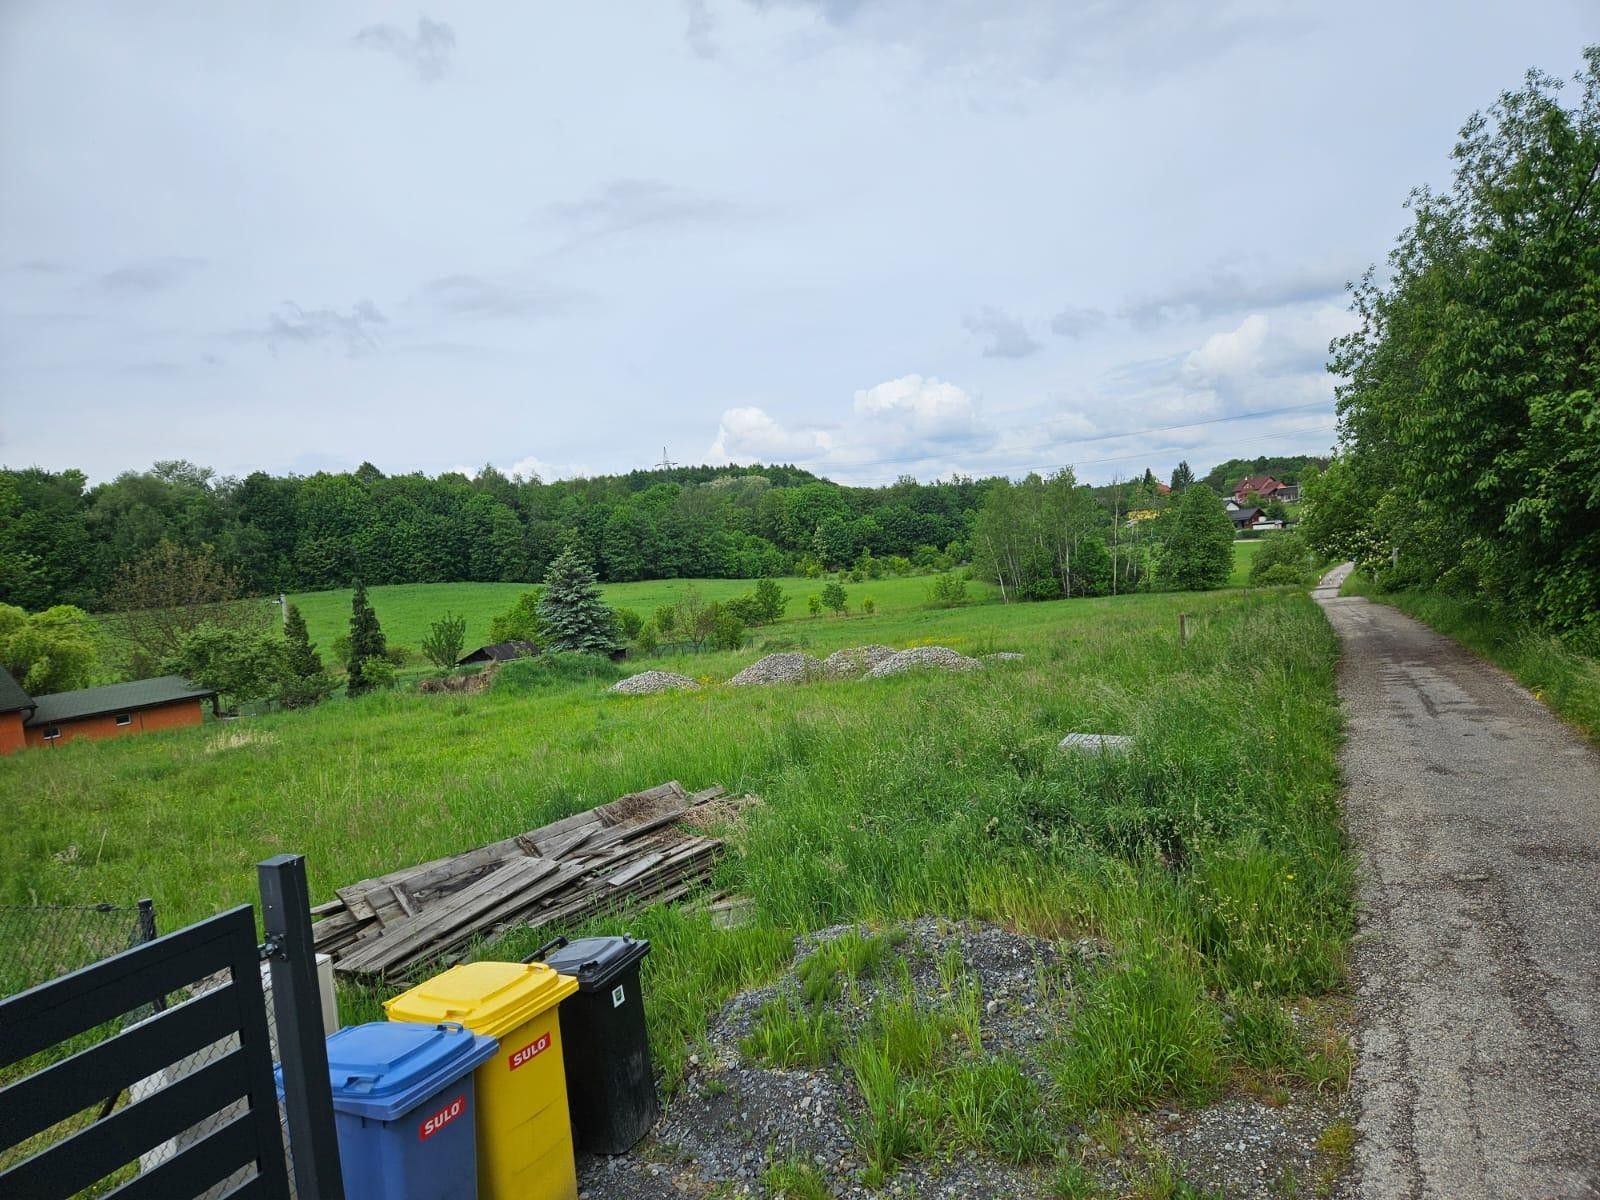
[865,646,984,677]
[609,670,701,695]
[726,652,825,687]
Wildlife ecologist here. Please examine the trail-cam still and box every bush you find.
[634,621,660,655]
[354,657,396,692]
[821,581,848,615]
[1249,531,1319,588]
[421,612,467,669]
[383,644,413,667]
[488,589,546,646]
[928,572,968,608]
[862,597,876,615]
[710,606,746,652]
[613,607,644,640]
[808,594,822,617]
[493,652,624,694]
[653,604,677,638]
[162,624,290,712]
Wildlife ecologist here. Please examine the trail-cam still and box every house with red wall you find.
[0,668,217,753]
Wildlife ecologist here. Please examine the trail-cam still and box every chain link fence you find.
[0,900,155,1000]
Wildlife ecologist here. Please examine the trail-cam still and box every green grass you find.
[0,585,1352,1153]
[1228,540,1262,587]
[286,574,999,660]
[1341,572,1600,742]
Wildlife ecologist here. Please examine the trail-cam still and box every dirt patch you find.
[415,664,498,694]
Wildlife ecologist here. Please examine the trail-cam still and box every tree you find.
[346,579,387,696]
[537,547,619,655]
[807,594,822,617]
[103,540,263,676]
[0,604,101,693]
[653,603,677,639]
[928,572,968,608]
[821,580,848,616]
[612,607,644,641]
[1325,48,1600,629]
[488,589,546,645]
[752,577,788,624]
[421,611,468,669]
[1249,531,1321,587]
[1170,461,1195,493]
[163,625,289,713]
[280,603,333,707]
[1159,485,1235,591]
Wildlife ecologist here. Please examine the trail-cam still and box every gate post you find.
[259,854,345,1200]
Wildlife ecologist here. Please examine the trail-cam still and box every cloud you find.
[852,374,988,444]
[422,275,570,320]
[543,179,732,245]
[961,307,1040,359]
[101,257,205,294]
[684,0,717,57]
[709,406,833,460]
[1121,263,1351,330]
[1050,305,1108,339]
[355,16,456,82]
[250,300,387,356]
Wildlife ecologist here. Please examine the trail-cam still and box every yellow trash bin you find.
[385,961,580,1200]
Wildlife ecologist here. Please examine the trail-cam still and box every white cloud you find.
[851,374,987,443]
[1182,313,1271,384]
[708,405,833,461]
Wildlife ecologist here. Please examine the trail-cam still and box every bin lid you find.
[384,961,578,1039]
[537,935,650,990]
[320,1022,497,1121]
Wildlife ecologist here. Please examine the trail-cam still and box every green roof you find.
[24,676,215,728]
[0,667,33,716]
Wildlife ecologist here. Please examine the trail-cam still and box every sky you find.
[0,2,1593,488]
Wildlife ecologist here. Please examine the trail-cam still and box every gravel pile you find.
[726,652,824,687]
[609,670,701,696]
[864,645,983,678]
[819,644,898,679]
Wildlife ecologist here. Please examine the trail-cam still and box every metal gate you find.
[0,904,291,1198]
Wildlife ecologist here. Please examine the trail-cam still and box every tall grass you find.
[1,587,1350,1124]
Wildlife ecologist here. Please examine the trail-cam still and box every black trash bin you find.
[532,934,659,1154]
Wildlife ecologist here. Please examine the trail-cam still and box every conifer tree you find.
[346,579,387,696]
[283,602,323,677]
[537,547,618,655]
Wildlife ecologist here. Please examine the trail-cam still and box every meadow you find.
[1,577,1352,1185]
[286,573,1000,659]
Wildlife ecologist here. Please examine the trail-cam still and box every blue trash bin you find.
[314,1021,498,1200]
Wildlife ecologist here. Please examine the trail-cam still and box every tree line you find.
[1301,48,1600,640]
[0,460,984,611]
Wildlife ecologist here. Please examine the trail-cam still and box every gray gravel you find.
[609,670,701,695]
[727,652,826,687]
[820,645,899,679]
[1315,565,1600,1200]
[864,646,982,678]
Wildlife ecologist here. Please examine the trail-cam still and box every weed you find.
[1051,1160,1104,1199]
[740,994,842,1069]
[762,1157,833,1199]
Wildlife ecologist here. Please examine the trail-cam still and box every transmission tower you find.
[656,446,677,471]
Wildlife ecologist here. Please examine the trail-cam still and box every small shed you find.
[1230,506,1265,531]
[23,676,217,749]
[457,640,540,666]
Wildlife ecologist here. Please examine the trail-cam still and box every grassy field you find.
[2,584,1350,1158]
[287,542,1261,659]
[1342,571,1600,742]
[286,574,1001,659]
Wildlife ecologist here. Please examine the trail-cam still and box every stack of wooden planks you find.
[310,781,737,981]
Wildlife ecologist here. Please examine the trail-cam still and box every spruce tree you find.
[1170,461,1195,493]
[283,603,323,677]
[536,547,618,655]
[346,579,387,696]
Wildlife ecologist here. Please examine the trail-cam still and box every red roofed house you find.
[1232,475,1290,503]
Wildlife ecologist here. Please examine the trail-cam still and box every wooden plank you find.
[335,887,376,923]
[602,852,667,888]
[336,857,559,975]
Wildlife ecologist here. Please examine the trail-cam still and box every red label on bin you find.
[419,1094,466,1141]
[508,1033,551,1071]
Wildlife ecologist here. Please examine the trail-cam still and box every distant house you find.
[1230,506,1265,532]
[1153,481,1172,496]
[1232,475,1299,504]
[0,671,218,752]
[0,668,32,755]
[1223,498,1242,512]
[457,640,540,666]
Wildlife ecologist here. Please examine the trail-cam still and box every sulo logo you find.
[508,1033,551,1071]
[419,1094,466,1141]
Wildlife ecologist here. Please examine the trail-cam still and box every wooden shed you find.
[22,676,217,749]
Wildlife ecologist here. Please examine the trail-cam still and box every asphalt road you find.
[1313,566,1600,1199]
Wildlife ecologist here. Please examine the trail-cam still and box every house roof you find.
[1234,475,1283,495]
[457,640,539,665]
[1230,506,1264,524]
[24,676,216,728]
[0,667,34,716]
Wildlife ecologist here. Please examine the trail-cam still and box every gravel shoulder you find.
[1313,566,1600,1200]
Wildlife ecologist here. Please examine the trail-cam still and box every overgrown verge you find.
[1342,572,1600,741]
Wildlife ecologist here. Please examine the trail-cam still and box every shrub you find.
[634,621,659,655]
[821,581,848,615]
[928,572,968,608]
[862,596,876,615]
[1249,531,1319,588]
[421,611,467,668]
[612,607,644,640]
[752,576,788,623]
[383,644,413,667]
[709,606,745,652]
[354,657,396,692]
[162,624,289,712]
[488,589,546,646]
[653,604,677,638]
[808,594,822,617]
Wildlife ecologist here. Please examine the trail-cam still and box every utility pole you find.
[656,446,676,472]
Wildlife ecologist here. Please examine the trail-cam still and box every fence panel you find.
[0,904,291,1200]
